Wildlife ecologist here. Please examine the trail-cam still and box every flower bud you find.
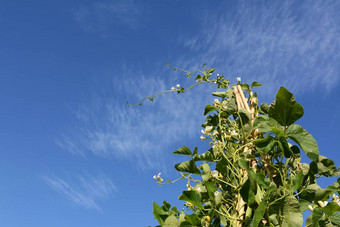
[200,135,207,141]
[308,205,313,211]
[205,126,213,132]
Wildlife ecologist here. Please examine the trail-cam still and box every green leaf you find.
[256,173,270,189]
[253,116,280,133]
[173,146,192,156]
[238,108,252,125]
[300,184,321,202]
[255,135,275,154]
[312,208,323,227]
[268,87,304,126]
[214,191,222,205]
[204,104,217,115]
[240,168,257,206]
[175,160,201,175]
[238,159,249,169]
[271,127,286,137]
[178,191,204,209]
[252,196,267,227]
[223,96,238,116]
[178,213,186,223]
[205,181,217,201]
[171,206,179,214]
[268,194,303,227]
[153,201,168,225]
[192,147,198,156]
[241,178,255,206]
[252,183,276,227]
[194,150,214,162]
[253,116,272,132]
[330,212,340,225]
[163,215,179,226]
[299,199,310,212]
[163,201,171,211]
[286,124,319,162]
[251,81,262,88]
[306,215,312,227]
[283,195,303,227]
[179,221,193,226]
[240,83,250,92]
[321,203,340,216]
[259,103,269,114]
[212,91,227,98]
[292,171,304,192]
[315,187,333,201]
[200,163,210,182]
[278,137,293,158]
[315,155,340,177]
[184,214,201,225]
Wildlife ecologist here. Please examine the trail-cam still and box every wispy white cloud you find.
[57,68,216,171]
[60,1,340,172]
[75,0,141,32]
[44,174,117,210]
[177,1,340,95]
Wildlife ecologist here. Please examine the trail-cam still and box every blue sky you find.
[0,1,339,226]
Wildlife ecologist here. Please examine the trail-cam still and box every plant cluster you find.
[131,64,340,226]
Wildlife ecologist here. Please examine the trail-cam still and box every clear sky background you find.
[0,1,339,226]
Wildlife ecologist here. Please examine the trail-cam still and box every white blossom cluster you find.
[211,170,219,178]
[200,126,214,141]
[171,84,180,91]
[308,194,340,212]
[153,172,163,184]
[332,194,340,206]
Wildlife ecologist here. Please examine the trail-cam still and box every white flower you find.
[308,205,313,211]
[201,129,205,134]
[200,135,207,141]
[214,191,219,197]
[214,99,220,104]
[217,74,219,76]
[171,87,176,90]
[231,130,238,136]
[185,202,192,207]
[176,84,180,88]
[212,130,219,136]
[237,77,241,83]
[153,175,157,179]
[205,126,213,132]
[196,185,202,192]
[317,201,328,208]
[212,170,219,178]
[157,172,161,178]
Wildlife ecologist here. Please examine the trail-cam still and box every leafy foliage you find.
[132,64,340,226]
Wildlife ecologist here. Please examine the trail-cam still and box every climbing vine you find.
[131,64,340,226]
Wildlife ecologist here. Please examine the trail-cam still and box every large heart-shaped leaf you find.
[286,124,319,162]
[268,87,304,126]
